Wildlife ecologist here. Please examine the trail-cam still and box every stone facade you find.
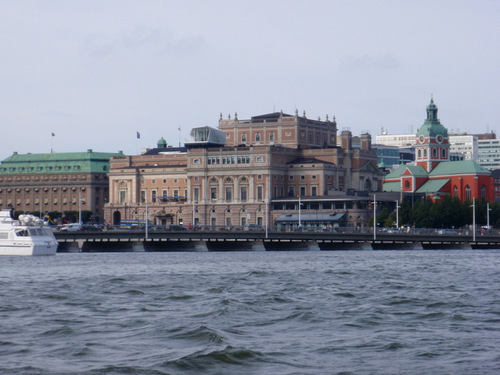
[105,112,383,228]
[0,150,123,223]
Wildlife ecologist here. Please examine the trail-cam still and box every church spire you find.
[426,96,438,122]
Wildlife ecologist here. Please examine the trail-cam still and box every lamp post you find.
[487,202,491,229]
[395,199,400,229]
[78,189,82,224]
[471,197,476,242]
[193,199,197,226]
[145,199,149,239]
[373,194,377,240]
[298,195,302,229]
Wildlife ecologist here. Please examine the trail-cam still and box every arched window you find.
[241,134,247,143]
[255,133,261,143]
[465,185,471,201]
[423,149,428,158]
[417,149,422,158]
[432,148,437,157]
[441,148,446,158]
[364,179,372,191]
[453,185,458,197]
[269,132,275,143]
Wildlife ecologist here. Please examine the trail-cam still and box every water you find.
[1,250,499,375]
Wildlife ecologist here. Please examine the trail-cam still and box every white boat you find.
[0,209,58,256]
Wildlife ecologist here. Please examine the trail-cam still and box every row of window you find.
[0,165,107,173]
[241,132,275,143]
[416,148,447,159]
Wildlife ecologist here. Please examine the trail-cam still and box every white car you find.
[60,223,83,232]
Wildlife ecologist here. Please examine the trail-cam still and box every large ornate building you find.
[105,111,383,228]
[383,98,493,202]
[0,150,123,223]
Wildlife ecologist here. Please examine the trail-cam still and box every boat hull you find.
[0,242,58,256]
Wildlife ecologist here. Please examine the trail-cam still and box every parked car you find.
[165,224,187,231]
[81,225,103,232]
[245,224,265,232]
[60,223,83,232]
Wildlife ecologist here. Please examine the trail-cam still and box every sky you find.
[1,0,499,160]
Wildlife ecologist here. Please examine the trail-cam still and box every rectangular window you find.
[151,190,157,202]
[162,189,168,199]
[300,186,306,196]
[140,190,146,203]
[211,187,217,200]
[288,186,295,197]
[119,190,126,203]
[257,186,263,201]
[240,186,247,202]
[225,187,232,202]
[194,187,199,201]
[311,186,317,196]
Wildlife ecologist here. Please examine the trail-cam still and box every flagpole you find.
[50,132,55,153]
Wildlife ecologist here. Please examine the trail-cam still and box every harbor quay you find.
[54,227,500,252]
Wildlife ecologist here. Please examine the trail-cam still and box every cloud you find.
[82,25,205,58]
[338,54,401,72]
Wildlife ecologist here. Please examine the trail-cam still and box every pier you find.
[54,228,500,252]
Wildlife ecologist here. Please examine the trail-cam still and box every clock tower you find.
[415,97,450,172]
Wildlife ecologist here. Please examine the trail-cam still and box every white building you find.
[478,138,500,170]
[448,134,478,161]
[375,133,416,147]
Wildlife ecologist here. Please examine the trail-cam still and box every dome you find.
[157,137,167,148]
[416,98,448,139]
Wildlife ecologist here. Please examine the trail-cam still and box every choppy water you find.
[1,250,499,375]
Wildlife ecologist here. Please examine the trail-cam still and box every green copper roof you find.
[429,160,491,176]
[415,178,450,193]
[383,181,401,192]
[0,150,123,175]
[157,137,167,148]
[416,98,448,139]
[383,163,407,179]
[384,163,428,179]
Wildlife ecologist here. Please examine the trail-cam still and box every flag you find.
[137,131,140,139]
[51,132,55,136]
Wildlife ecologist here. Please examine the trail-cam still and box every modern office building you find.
[105,111,384,229]
[477,137,500,171]
[0,150,123,223]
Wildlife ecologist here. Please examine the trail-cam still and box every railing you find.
[52,224,500,237]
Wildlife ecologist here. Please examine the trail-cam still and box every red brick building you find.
[383,98,494,202]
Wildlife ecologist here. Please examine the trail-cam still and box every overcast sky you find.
[1,0,499,159]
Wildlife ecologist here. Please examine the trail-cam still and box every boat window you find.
[15,229,29,237]
[28,228,43,236]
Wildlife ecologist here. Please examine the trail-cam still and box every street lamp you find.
[298,195,302,229]
[264,198,269,239]
[373,194,377,240]
[193,199,198,226]
[471,197,476,242]
[395,199,400,229]
[487,202,492,229]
